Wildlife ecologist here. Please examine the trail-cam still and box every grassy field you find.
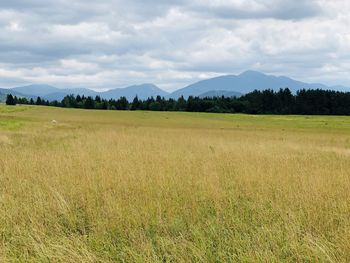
[1,104,350,262]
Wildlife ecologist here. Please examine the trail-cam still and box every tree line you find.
[5,88,350,115]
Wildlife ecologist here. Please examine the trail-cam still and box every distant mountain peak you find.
[26,84,56,88]
[168,70,350,98]
[3,83,168,102]
[238,70,268,78]
[129,83,155,87]
[99,83,168,101]
[11,84,60,97]
[2,71,349,103]
[127,83,161,90]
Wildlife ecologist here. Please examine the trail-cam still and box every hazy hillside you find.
[3,71,350,102]
[0,88,32,102]
[169,71,335,98]
[6,83,168,101]
[44,88,99,101]
[199,90,242,98]
[100,84,169,101]
[12,84,60,97]
[0,93,6,102]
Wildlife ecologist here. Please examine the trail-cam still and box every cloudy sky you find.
[0,0,349,91]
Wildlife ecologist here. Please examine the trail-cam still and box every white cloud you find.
[0,0,349,91]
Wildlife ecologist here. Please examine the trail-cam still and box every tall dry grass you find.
[0,105,350,262]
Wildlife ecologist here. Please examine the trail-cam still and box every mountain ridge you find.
[168,70,342,98]
[2,83,169,102]
[1,71,349,102]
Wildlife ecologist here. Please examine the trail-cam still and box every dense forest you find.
[5,88,350,115]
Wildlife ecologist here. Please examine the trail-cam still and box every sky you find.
[0,0,349,91]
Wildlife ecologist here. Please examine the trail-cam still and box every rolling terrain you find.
[1,71,349,102]
[1,104,350,261]
[168,70,349,98]
[3,84,169,102]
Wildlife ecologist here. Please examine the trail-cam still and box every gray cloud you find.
[0,0,349,90]
[190,0,322,20]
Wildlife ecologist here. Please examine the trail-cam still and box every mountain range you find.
[7,83,167,102]
[1,71,349,102]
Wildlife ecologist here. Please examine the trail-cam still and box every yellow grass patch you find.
[0,105,350,262]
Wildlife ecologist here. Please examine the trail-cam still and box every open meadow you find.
[1,104,350,262]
